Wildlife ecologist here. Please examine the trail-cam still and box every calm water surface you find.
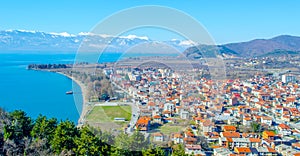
[0,52,178,122]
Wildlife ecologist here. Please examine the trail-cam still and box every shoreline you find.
[55,71,89,125]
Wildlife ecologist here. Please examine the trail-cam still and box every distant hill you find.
[257,49,300,57]
[184,35,300,58]
[183,45,239,59]
[224,35,300,57]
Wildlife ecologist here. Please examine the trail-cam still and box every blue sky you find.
[0,0,299,44]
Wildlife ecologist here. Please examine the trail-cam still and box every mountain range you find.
[184,35,300,58]
[0,30,193,53]
[1,30,300,58]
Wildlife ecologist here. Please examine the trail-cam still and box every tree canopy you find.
[0,109,178,155]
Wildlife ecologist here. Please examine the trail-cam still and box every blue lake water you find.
[0,51,178,123]
[0,52,126,123]
[0,53,80,123]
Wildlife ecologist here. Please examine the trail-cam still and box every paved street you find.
[111,81,141,135]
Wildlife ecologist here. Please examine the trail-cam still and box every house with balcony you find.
[152,132,164,142]
[277,123,292,136]
[136,116,151,131]
[262,131,275,140]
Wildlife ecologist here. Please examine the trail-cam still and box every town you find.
[103,59,300,156]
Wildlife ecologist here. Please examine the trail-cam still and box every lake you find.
[0,51,178,123]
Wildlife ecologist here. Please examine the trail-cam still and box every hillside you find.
[224,35,300,57]
[183,45,239,59]
[184,35,300,58]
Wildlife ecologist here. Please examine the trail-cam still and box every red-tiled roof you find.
[235,147,251,153]
[263,131,275,137]
[173,133,183,138]
[136,116,151,125]
[249,138,261,143]
[223,125,237,132]
[222,132,240,138]
[153,132,163,137]
[278,123,290,129]
[153,115,161,119]
[267,147,277,153]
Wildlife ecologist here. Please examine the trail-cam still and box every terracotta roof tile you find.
[249,138,261,143]
[222,132,240,138]
[235,147,251,153]
[223,125,237,131]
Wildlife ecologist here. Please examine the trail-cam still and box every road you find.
[125,100,140,135]
[111,81,140,135]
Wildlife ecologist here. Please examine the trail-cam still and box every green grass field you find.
[158,124,184,135]
[86,105,132,123]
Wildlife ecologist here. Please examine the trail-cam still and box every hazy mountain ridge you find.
[2,30,300,58]
[184,35,300,59]
[224,35,300,57]
[0,30,193,52]
[183,45,239,59]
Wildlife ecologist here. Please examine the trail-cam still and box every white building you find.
[164,103,174,112]
[282,74,296,83]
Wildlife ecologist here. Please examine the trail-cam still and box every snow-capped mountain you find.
[0,30,194,52]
